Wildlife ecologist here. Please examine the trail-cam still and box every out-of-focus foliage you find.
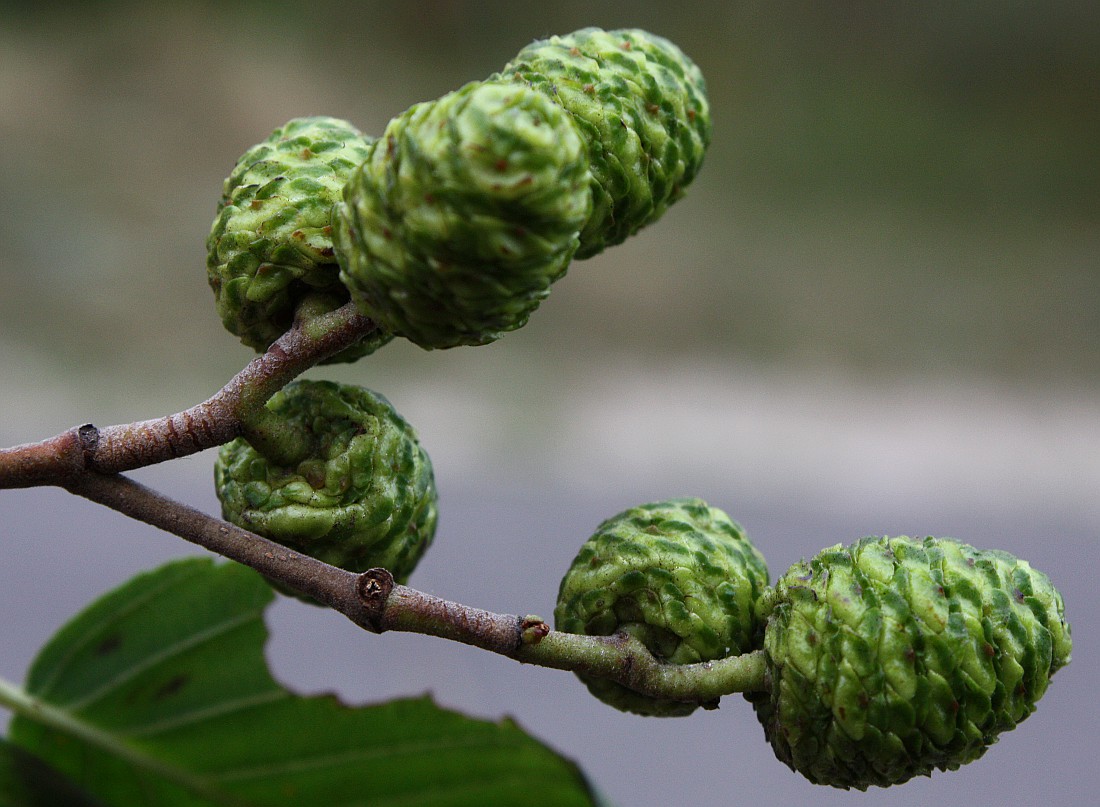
[1,0,1096,393]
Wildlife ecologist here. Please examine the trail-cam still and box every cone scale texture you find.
[752,535,1072,789]
[335,80,592,349]
[555,499,769,717]
[207,117,391,362]
[499,27,711,258]
[214,380,437,593]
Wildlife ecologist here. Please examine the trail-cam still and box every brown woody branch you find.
[0,303,377,489]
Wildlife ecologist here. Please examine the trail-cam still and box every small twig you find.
[66,472,769,703]
[0,303,377,488]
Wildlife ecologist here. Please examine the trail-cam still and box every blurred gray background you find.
[1,2,1096,805]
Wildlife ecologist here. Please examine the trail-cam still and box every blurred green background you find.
[1,0,1097,429]
[1,4,1098,806]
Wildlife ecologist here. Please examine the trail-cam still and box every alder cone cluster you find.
[209,29,712,354]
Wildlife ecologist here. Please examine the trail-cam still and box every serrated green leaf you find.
[4,559,599,807]
[0,737,107,807]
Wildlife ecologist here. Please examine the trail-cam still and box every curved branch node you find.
[519,615,550,646]
[77,423,100,463]
[356,568,395,632]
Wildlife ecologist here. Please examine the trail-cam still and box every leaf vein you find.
[32,565,208,698]
[207,734,522,783]
[60,608,266,712]
[121,689,291,738]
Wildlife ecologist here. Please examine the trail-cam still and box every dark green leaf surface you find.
[8,559,598,807]
[0,737,107,807]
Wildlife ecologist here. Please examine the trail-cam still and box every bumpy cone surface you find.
[214,380,437,595]
[555,498,769,716]
[207,117,391,363]
[752,535,1072,789]
[334,80,592,349]
[498,27,711,258]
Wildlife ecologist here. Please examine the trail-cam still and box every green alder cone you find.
[214,380,438,597]
[334,79,592,350]
[555,498,770,717]
[498,27,711,258]
[752,535,1072,790]
[207,116,392,363]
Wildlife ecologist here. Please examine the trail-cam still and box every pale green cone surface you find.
[207,117,392,363]
[214,380,437,595]
[555,498,769,717]
[752,535,1072,790]
[499,27,711,258]
[334,79,592,350]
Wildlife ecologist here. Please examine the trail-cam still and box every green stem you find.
[520,640,769,700]
[237,406,314,467]
[234,294,376,467]
[0,677,251,806]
